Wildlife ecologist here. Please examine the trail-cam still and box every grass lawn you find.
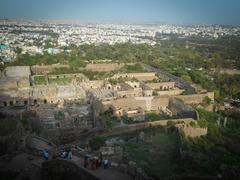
[48,77,72,85]
[34,75,46,85]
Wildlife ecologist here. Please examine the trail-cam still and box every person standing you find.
[103,159,108,169]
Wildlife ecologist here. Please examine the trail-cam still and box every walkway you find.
[71,155,133,180]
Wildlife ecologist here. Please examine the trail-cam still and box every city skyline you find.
[1,0,240,25]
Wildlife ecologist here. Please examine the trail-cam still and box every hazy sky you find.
[1,0,240,24]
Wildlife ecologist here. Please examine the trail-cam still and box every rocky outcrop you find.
[41,159,99,180]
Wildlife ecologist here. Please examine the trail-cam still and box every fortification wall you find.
[111,97,148,110]
[112,73,156,81]
[175,92,214,104]
[156,89,184,96]
[4,66,31,77]
[178,126,208,138]
[100,118,207,138]
[31,64,70,74]
[151,97,170,111]
[101,118,194,136]
[0,78,18,91]
[82,80,104,89]
[85,63,124,72]
[32,85,86,103]
[168,98,198,119]
[116,89,142,98]
[0,77,30,91]
[146,82,175,90]
[101,96,169,113]
[47,73,87,80]
[0,84,86,107]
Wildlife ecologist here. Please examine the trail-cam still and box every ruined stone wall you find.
[32,85,86,103]
[143,89,153,96]
[47,73,87,80]
[116,89,143,98]
[125,81,141,88]
[84,63,124,72]
[57,85,86,100]
[31,64,70,74]
[101,118,196,136]
[177,125,208,138]
[112,73,156,81]
[0,78,18,91]
[100,96,170,113]
[148,96,169,111]
[4,66,31,77]
[156,89,184,96]
[100,118,207,138]
[0,84,86,107]
[17,78,31,89]
[146,82,175,90]
[168,98,198,120]
[0,96,25,107]
[175,92,214,104]
[81,80,104,89]
[111,97,148,111]
[0,77,30,91]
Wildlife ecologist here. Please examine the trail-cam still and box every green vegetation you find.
[100,108,121,129]
[54,111,65,120]
[123,126,180,179]
[80,70,113,80]
[89,136,107,150]
[145,113,171,121]
[189,121,196,127]
[202,96,212,107]
[122,63,146,73]
[52,68,115,80]
[34,75,46,85]
[177,109,240,178]
[48,77,72,85]
[114,108,240,178]
[121,115,134,124]
[8,50,87,68]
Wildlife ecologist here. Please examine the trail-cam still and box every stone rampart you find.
[175,92,214,104]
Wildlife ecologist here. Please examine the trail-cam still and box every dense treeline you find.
[8,35,240,69]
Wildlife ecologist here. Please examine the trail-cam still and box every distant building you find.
[0,44,9,50]
[47,48,60,55]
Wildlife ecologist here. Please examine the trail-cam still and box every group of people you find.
[42,145,110,171]
[59,147,72,160]
[42,146,73,161]
[84,153,110,170]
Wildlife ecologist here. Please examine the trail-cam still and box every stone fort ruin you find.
[0,64,214,130]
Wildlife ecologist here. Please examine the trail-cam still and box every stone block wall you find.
[156,89,184,96]
[85,63,124,72]
[146,82,175,90]
[175,92,214,104]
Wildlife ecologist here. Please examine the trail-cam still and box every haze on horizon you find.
[1,0,240,25]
